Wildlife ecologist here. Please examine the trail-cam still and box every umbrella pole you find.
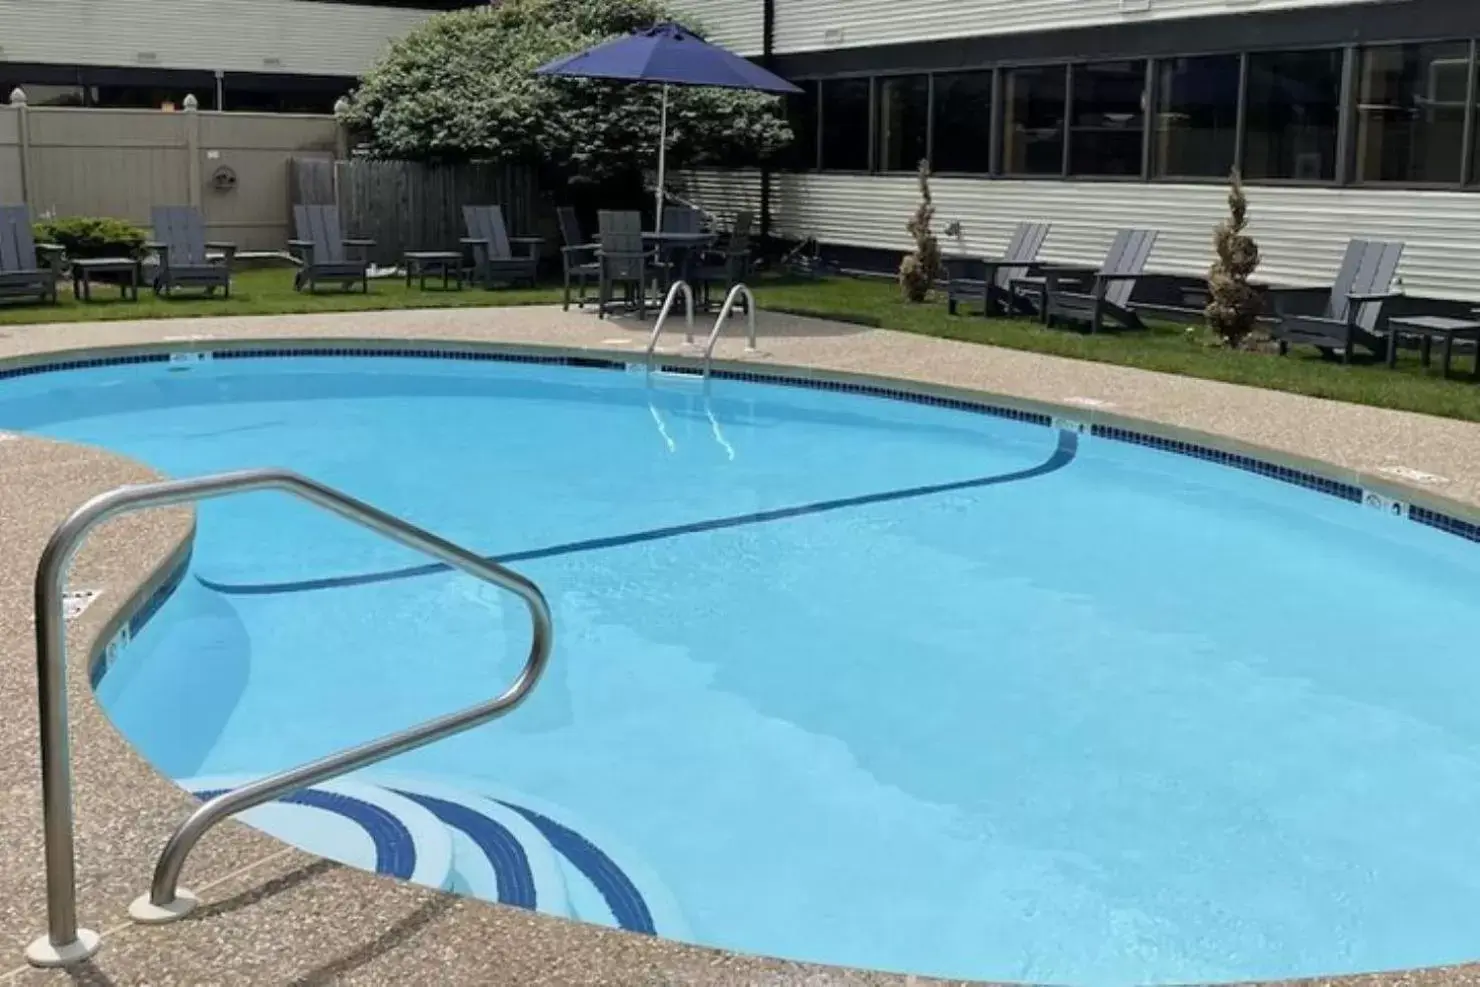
[655,83,668,234]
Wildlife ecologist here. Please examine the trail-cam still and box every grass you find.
[2,266,1478,423]
[753,276,1480,424]
[0,267,561,326]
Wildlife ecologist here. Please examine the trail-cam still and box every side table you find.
[404,251,464,291]
[71,257,141,302]
[1387,315,1480,380]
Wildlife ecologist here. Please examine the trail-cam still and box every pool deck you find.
[1,303,1479,986]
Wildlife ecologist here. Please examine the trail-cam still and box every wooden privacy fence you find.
[291,158,539,267]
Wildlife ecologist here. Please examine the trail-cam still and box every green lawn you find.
[753,276,1480,424]
[0,268,562,326]
[3,267,1478,424]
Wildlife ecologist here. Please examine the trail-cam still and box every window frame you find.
[773,32,1480,192]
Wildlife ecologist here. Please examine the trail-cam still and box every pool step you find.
[178,773,685,938]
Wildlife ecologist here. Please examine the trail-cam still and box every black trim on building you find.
[772,0,1480,78]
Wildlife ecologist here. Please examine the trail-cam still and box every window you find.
[932,71,993,173]
[1002,65,1066,175]
[778,80,818,171]
[1243,49,1344,181]
[876,75,929,172]
[1153,54,1240,178]
[820,78,871,171]
[1069,60,1146,176]
[1355,42,1469,184]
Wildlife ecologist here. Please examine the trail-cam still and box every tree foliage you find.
[341,0,792,187]
[899,160,941,303]
[1206,169,1263,348]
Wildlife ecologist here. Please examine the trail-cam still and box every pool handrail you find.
[26,468,554,967]
[702,283,758,376]
[645,279,695,360]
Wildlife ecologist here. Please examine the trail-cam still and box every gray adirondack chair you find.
[149,206,235,297]
[945,222,1051,317]
[0,205,63,305]
[557,206,599,311]
[1013,229,1159,333]
[1269,239,1405,363]
[290,204,372,293]
[462,205,542,289]
[596,210,660,319]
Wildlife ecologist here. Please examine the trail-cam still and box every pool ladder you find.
[646,281,758,377]
[25,469,554,968]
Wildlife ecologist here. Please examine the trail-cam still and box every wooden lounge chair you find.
[596,210,660,320]
[150,206,235,297]
[945,222,1050,317]
[557,206,599,311]
[1269,239,1405,363]
[290,204,372,293]
[0,205,63,305]
[1012,228,1158,333]
[462,205,541,289]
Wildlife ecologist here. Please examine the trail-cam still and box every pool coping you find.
[4,309,1480,986]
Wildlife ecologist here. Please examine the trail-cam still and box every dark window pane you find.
[777,80,818,170]
[1153,54,1240,177]
[6,84,86,107]
[821,78,870,171]
[876,75,929,172]
[933,71,993,173]
[1002,65,1065,175]
[1070,60,1146,176]
[1243,49,1343,181]
[1355,42,1468,184]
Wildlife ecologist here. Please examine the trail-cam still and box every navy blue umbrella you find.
[535,22,801,230]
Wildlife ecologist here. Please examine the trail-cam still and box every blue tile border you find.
[1090,423,1366,503]
[89,547,192,689]
[1411,505,1480,544]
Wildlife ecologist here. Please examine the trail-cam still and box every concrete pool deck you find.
[0,304,1478,986]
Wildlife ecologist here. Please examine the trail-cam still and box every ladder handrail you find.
[702,283,758,376]
[27,468,553,967]
[644,279,695,359]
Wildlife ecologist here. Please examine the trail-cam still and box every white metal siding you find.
[670,0,764,55]
[775,0,1385,54]
[681,170,1480,301]
[0,0,435,77]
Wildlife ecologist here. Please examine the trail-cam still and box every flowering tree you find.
[341,0,791,188]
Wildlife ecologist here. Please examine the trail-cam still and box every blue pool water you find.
[5,353,1480,985]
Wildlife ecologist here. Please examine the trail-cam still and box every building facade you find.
[0,0,479,112]
[678,0,1480,300]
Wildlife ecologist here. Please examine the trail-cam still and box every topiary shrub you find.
[1205,169,1262,349]
[898,159,941,303]
[33,217,147,260]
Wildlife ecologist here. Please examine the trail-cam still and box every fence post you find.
[11,88,32,208]
[183,94,202,209]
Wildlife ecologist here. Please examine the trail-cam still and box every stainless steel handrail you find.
[26,468,553,968]
[645,279,695,359]
[702,283,758,376]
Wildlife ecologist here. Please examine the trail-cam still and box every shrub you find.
[34,216,146,260]
[342,0,791,187]
[898,160,941,303]
[1205,169,1262,348]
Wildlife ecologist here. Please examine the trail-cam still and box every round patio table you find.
[644,231,715,291]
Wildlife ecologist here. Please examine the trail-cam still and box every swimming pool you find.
[6,348,1480,986]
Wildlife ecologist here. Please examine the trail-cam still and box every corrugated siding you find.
[670,0,764,55]
[681,169,1480,300]
[0,0,435,76]
[775,0,1383,54]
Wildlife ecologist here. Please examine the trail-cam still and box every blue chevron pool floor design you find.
[180,773,685,938]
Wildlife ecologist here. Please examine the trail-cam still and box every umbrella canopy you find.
[535,22,801,233]
[535,22,801,94]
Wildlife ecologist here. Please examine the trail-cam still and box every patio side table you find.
[71,257,140,302]
[1386,315,1480,380]
[403,251,464,291]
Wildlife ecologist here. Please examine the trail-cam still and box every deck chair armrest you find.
[1095,272,1144,281]
[600,249,660,262]
[510,236,544,246]
[561,243,599,258]
[342,238,375,248]
[287,239,315,249]
[1345,290,1402,304]
[35,243,65,272]
[206,241,238,267]
[287,240,316,266]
